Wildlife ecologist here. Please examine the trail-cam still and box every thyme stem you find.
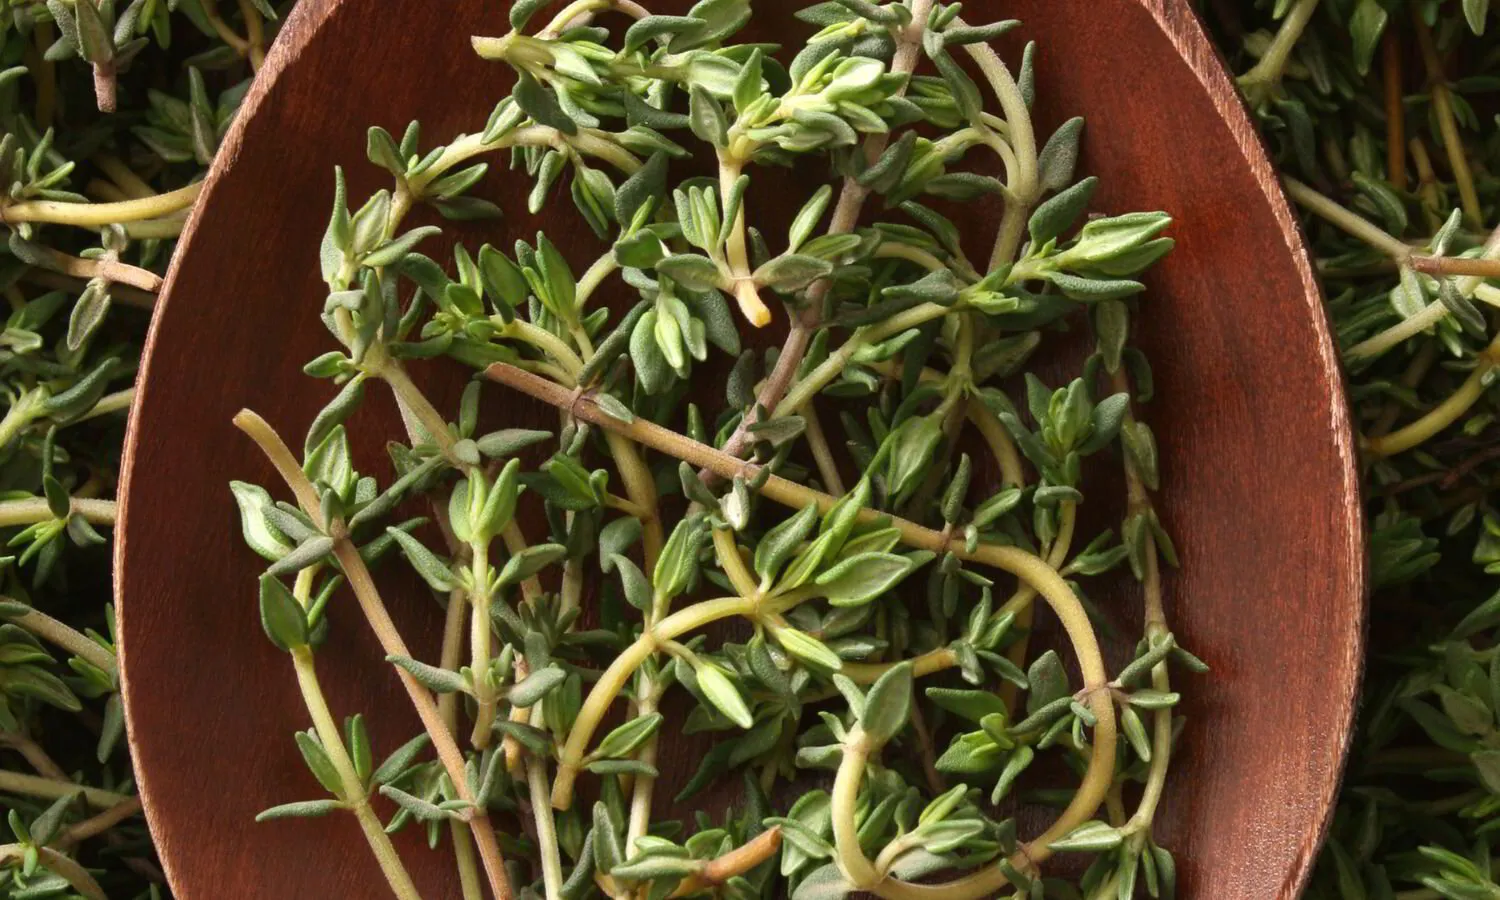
[233,410,515,900]
[292,646,422,900]
[3,183,202,227]
[1,601,115,675]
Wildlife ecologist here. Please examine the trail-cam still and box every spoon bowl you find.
[116,1,1364,896]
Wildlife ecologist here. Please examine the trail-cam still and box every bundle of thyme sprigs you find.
[229,2,1198,898]
[0,2,279,898]
[1210,0,1500,898]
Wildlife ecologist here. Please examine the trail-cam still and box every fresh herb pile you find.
[0,0,1494,898]
[1210,1,1500,898]
[0,1,277,898]
[228,1,1194,898]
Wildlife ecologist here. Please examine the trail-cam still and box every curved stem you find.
[954,30,1038,268]
[840,646,956,684]
[0,733,66,780]
[802,401,846,495]
[505,319,587,377]
[237,0,267,70]
[1364,335,1500,457]
[966,397,1026,489]
[999,501,1077,714]
[200,0,250,54]
[4,183,202,227]
[489,363,1114,807]
[713,527,759,600]
[1238,0,1321,89]
[832,683,1116,900]
[550,595,756,809]
[0,845,107,900]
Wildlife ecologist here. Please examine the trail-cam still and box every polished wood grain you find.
[115,0,1365,897]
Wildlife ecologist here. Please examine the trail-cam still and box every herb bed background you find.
[0,0,1492,898]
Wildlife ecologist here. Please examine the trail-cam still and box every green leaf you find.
[258,575,308,652]
[1349,0,1389,73]
[860,662,911,745]
[591,713,664,760]
[1029,176,1097,245]
[535,233,578,321]
[689,85,729,147]
[755,503,819,585]
[1464,0,1490,34]
[478,244,530,310]
[256,799,343,821]
[476,428,551,458]
[387,654,469,694]
[362,226,442,268]
[789,185,834,251]
[370,734,431,787]
[755,254,833,293]
[814,552,925,606]
[1472,749,1500,794]
[379,785,463,821]
[509,666,568,707]
[1043,271,1145,302]
[515,72,577,135]
[294,731,343,797]
[1026,650,1069,714]
[385,528,455,592]
[1048,820,1123,853]
[926,687,1009,723]
[657,254,723,292]
[695,663,753,728]
[615,152,669,226]
[774,627,844,671]
[232,483,295,561]
[1037,116,1085,191]
[499,544,566,586]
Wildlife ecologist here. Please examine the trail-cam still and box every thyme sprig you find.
[1211,1,1500,897]
[230,2,1199,898]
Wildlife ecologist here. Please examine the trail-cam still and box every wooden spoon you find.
[116,0,1363,897]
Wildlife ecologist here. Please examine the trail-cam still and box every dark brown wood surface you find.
[115,0,1365,897]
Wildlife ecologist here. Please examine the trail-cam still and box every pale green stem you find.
[0,845,106,900]
[0,497,117,527]
[527,757,565,900]
[4,182,201,227]
[3,602,115,674]
[232,410,514,900]
[470,542,498,748]
[0,771,127,809]
[292,647,421,900]
[775,302,951,416]
[1239,0,1321,88]
[1365,332,1500,457]
[550,595,757,809]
